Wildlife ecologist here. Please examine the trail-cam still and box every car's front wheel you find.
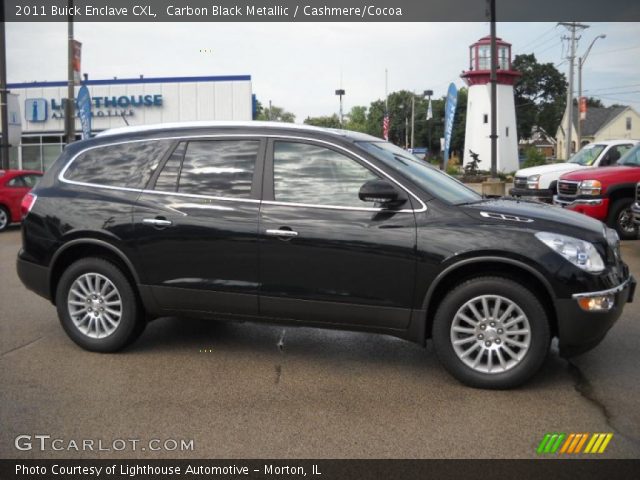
[432,276,550,389]
[56,257,145,352]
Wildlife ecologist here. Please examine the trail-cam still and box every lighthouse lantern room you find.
[461,36,520,172]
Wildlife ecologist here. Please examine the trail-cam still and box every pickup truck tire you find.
[608,198,639,240]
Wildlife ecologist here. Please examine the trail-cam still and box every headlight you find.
[527,175,540,189]
[535,232,605,273]
[578,180,602,196]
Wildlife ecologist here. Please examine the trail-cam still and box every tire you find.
[432,276,550,389]
[0,206,10,232]
[55,257,145,352]
[607,198,639,240]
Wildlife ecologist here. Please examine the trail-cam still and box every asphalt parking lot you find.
[1,227,639,459]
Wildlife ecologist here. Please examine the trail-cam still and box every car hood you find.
[461,198,605,239]
[560,165,640,183]
[516,163,585,177]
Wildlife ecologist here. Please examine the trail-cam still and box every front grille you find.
[558,180,578,197]
[514,177,527,189]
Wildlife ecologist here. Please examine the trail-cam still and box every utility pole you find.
[65,0,76,145]
[577,34,606,148]
[0,5,9,169]
[489,0,498,178]
[424,89,433,156]
[335,89,345,127]
[559,21,589,160]
[410,94,415,150]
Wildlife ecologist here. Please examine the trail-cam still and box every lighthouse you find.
[461,36,520,172]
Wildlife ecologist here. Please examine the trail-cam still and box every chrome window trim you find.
[58,134,427,213]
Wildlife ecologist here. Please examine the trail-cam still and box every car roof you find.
[591,139,640,146]
[0,169,43,178]
[95,121,381,142]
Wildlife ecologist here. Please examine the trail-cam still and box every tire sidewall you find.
[432,277,550,389]
[56,258,138,352]
[0,206,9,232]
[608,198,638,240]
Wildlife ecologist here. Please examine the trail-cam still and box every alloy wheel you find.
[67,272,123,339]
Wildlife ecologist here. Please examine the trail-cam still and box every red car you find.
[0,170,43,232]
[555,144,640,240]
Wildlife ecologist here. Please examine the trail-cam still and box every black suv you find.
[17,122,636,389]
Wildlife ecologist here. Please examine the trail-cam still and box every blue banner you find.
[77,85,92,139]
[443,82,458,166]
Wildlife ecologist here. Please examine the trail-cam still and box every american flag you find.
[382,112,390,140]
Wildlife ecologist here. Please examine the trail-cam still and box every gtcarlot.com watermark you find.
[15,434,195,452]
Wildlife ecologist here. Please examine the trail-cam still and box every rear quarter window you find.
[64,140,172,189]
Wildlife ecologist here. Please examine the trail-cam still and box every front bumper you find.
[633,202,640,225]
[554,195,609,221]
[509,187,554,203]
[556,275,636,357]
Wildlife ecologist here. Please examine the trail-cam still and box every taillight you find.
[21,193,37,219]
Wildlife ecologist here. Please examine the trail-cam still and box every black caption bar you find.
[1,460,639,480]
[5,0,640,22]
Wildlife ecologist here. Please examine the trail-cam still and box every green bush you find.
[522,148,546,168]
[446,165,460,176]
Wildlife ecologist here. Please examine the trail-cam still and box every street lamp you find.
[577,34,606,148]
[335,89,345,127]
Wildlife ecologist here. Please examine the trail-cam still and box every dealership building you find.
[2,74,253,171]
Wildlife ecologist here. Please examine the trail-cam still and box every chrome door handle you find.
[143,218,173,227]
[266,229,298,238]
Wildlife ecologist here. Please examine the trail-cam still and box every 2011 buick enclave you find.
[16,122,635,388]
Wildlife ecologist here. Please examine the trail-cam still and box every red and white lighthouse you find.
[461,36,520,172]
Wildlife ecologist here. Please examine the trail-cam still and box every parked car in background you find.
[555,143,640,240]
[510,140,639,203]
[0,170,43,232]
[16,122,636,389]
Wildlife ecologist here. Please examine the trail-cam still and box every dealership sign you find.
[25,94,163,121]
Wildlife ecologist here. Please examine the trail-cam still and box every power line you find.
[583,83,640,93]
[588,45,640,56]
[516,25,558,53]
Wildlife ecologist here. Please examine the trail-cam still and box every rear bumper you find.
[556,275,635,357]
[16,253,51,302]
[554,195,609,221]
[509,187,553,203]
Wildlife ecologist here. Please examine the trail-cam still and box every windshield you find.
[617,144,640,166]
[356,141,482,205]
[568,144,606,166]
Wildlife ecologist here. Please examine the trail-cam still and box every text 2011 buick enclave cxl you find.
[16,122,636,389]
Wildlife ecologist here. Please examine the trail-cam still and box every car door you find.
[258,138,418,330]
[133,136,265,316]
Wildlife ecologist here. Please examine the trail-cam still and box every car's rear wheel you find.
[432,276,550,389]
[0,206,10,232]
[608,198,639,240]
[56,257,145,352]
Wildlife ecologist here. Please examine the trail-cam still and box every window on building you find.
[177,140,259,198]
[627,117,632,131]
[478,45,491,70]
[506,127,509,137]
[64,140,172,189]
[273,142,380,207]
[498,46,509,70]
[483,114,488,124]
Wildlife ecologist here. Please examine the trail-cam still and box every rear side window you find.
[154,140,260,198]
[64,140,172,189]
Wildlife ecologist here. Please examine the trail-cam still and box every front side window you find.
[65,140,172,189]
[618,144,640,166]
[153,140,260,198]
[273,142,380,208]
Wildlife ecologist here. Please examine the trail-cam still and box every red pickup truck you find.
[555,143,640,240]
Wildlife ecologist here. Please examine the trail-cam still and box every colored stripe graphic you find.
[537,433,613,455]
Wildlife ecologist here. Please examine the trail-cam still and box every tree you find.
[512,54,567,140]
[345,106,368,133]
[304,114,341,128]
[257,104,295,123]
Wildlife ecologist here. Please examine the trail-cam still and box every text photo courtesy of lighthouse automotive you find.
[2,1,640,471]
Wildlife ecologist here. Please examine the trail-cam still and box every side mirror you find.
[358,179,405,206]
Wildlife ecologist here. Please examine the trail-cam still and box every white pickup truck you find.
[510,139,639,202]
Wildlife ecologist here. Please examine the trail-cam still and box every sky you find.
[6,21,640,122]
